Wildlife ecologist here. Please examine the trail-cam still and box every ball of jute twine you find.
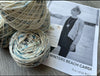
[9,30,50,67]
[0,15,16,48]
[0,1,49,32]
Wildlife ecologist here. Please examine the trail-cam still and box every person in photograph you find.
[50,6,84,57]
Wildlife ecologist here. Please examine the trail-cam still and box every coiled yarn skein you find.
[9,30,50,67]
[0,1,48,32]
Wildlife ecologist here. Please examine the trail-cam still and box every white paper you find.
[43,1,99,75]
[47,24,63,47]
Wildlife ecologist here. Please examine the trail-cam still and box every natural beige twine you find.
[0,15,16,48]
[0,1,49,32]
[9,30,50,67]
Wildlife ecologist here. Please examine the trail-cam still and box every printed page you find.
[43,1,99,75]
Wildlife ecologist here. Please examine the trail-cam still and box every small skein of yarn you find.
[0,1,49,32]
[9,30,50,67]
[0,15,16,48]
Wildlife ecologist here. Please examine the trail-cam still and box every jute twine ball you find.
[0,1,49,32]
[0,15,16,48]
[9,30,50,67]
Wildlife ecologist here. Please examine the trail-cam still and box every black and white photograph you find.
[51,6,84,57]
[49,1,98,66]
[43,1,99,75]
